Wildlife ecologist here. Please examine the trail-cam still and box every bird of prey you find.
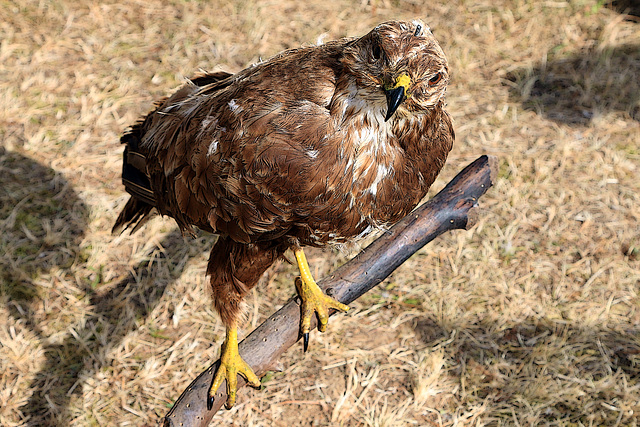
[113,19,453,410]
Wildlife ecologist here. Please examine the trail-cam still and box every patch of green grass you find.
[0,274,41,302]
[149,327,171,340]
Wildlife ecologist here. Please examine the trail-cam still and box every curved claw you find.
[294,270,350,353]
[293,248,350,352]
[303,332,309,352]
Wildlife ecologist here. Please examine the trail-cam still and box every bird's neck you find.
[332,78,385,121]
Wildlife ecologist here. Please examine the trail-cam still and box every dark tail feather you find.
[112,197,154,234]
[113,120,157,234]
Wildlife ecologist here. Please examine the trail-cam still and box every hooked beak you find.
[384,73,411,122]
[384,86,405,122]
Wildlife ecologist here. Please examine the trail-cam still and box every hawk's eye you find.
[372,44,382,60]
[428,72,442,86]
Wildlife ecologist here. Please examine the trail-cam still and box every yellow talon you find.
[208,325,261,410]
[294,248,350,351]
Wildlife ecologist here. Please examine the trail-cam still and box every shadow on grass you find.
[21,229,198,426]
[505,43,640,125]
[413,316,640,424]
[0,147,206,425]
[0,147,87,306]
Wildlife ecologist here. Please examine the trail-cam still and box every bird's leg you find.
[207,323,261,410]
[294,248,350,352]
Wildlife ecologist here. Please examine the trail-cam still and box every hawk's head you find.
[343,20,450,121]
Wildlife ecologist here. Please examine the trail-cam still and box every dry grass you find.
[1,0,639,425]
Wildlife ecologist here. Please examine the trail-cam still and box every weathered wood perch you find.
[163,154,497,426]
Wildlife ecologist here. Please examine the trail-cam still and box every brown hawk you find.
[113,19,454,409]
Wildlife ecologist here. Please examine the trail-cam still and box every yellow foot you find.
[294,248,350,352]
[207,325,260,410]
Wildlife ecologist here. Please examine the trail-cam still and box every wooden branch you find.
[163,155,498,427]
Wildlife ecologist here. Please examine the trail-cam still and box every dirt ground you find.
[1,0,639,425]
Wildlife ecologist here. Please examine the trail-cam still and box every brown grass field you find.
[1,0,639,425]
